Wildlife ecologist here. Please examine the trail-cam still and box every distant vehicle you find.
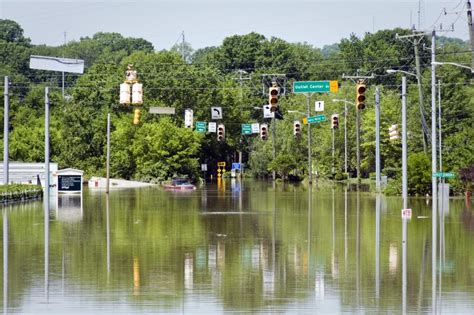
[163,178,196,191]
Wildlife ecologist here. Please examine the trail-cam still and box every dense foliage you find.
[0,19,473,193]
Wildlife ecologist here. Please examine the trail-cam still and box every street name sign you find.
[149,107,175,114]
[293,80,339,94]
[433,172,455,178]
[195,121,207,132]
[241,124,252,135]
[251,123,260,133]
[208,122,216,133]
[303,115,326,125]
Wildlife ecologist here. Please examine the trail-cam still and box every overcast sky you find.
[1,1,470,50]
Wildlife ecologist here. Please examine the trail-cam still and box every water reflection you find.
[0,181,473,313]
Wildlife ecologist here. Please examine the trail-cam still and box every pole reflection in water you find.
[44,194,49,300]
[344,187,348,272]
[106,193,111,276]
[3,209,8,314]
[375,193,381,301]
[356,190,360,308]
[402,217,407,314]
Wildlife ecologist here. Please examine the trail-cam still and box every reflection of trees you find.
[2,186,474,312]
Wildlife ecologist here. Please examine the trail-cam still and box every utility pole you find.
[3,77,9,185]
[181,31,186,62]
[375,87,381,192]
[467,0,474,69]
[396,32,429,153]
[44,87,50,221]
[272,117,276,181]
[332,126,335,174]
[62,31,66,99]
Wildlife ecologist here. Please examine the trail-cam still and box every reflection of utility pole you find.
[3,76,9,185]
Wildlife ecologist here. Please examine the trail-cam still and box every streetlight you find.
[332,99,352,176]
[432,61,474,73]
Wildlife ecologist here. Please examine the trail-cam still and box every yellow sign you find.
[302,117,308,125]
[218,162,226,167]
[329,80,339,92]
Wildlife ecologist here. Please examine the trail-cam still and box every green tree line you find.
[0,19,473,193]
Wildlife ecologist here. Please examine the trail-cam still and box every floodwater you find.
[1,180,473,314]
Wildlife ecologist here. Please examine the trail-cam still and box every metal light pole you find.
[332,127,335,174]
[332,99,353,177]
[375,87,381,192]
[307,94,312,184]
[3,76,9,185]
[402,76,408,209]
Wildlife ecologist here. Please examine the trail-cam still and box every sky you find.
[0,0,471,51]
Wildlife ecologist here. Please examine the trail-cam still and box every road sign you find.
[218,162,226,167]
[251,123,260,133]
[30,55,84,74]
[302,114,326,125]
[149,107,175,114]
[241,124,252,135]
[293,80,339,94]
[401,208,412,219]
[208,122,216,132]
[201,164,207,171]
[263,105,274,118]
[184,109,193,128]
[195,121,207,132]
[315,101,324,112]
[211,107,222,119]
[433,172,455,178]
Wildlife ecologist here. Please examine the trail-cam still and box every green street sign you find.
[195,121,207,132]
[303,114,326,124]
[241,123,252,135]
[293,80,339,94]
[433,172,455,178]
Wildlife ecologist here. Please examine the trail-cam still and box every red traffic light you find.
[331,114,339,129]
[217,124,225,141]
[269,84,279,112]
[356,83,366,110]
[260,123,268,140]
[293,120,301,137]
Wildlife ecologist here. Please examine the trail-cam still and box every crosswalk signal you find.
[389,124,399,141]
[133,108,141,125]
[260,123,268,140]
[331,114,339,129]
[356,83,366,110]
[293,120,301,137]
[217,124,225,141]
[268,82,279,112]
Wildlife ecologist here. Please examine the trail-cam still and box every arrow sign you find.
[315,101,324,112]
[211,107,222,119]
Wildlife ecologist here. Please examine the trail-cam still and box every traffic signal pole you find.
[272,117,276,181]
[332,127,335,174]
[431,31,438,311]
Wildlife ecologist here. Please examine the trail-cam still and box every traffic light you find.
[356,83,366,110]
[293,120,301,137]
[389,124,399,141]
[331,114,339,129]
[132,83,143,104]
[120,83,131,104]
[268,82,279,112]
[217,123,225,141]
[260,123,268,140]
[133,108,141,125]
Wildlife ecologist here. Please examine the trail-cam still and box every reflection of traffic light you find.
[217,124,225,141]
[293,120,301,137]
[331,114,339,129]
[356,83,366,110]
[268,82,279,112]
[133,108,141,125]
[389,124,399,141]
[260,123,268,140]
